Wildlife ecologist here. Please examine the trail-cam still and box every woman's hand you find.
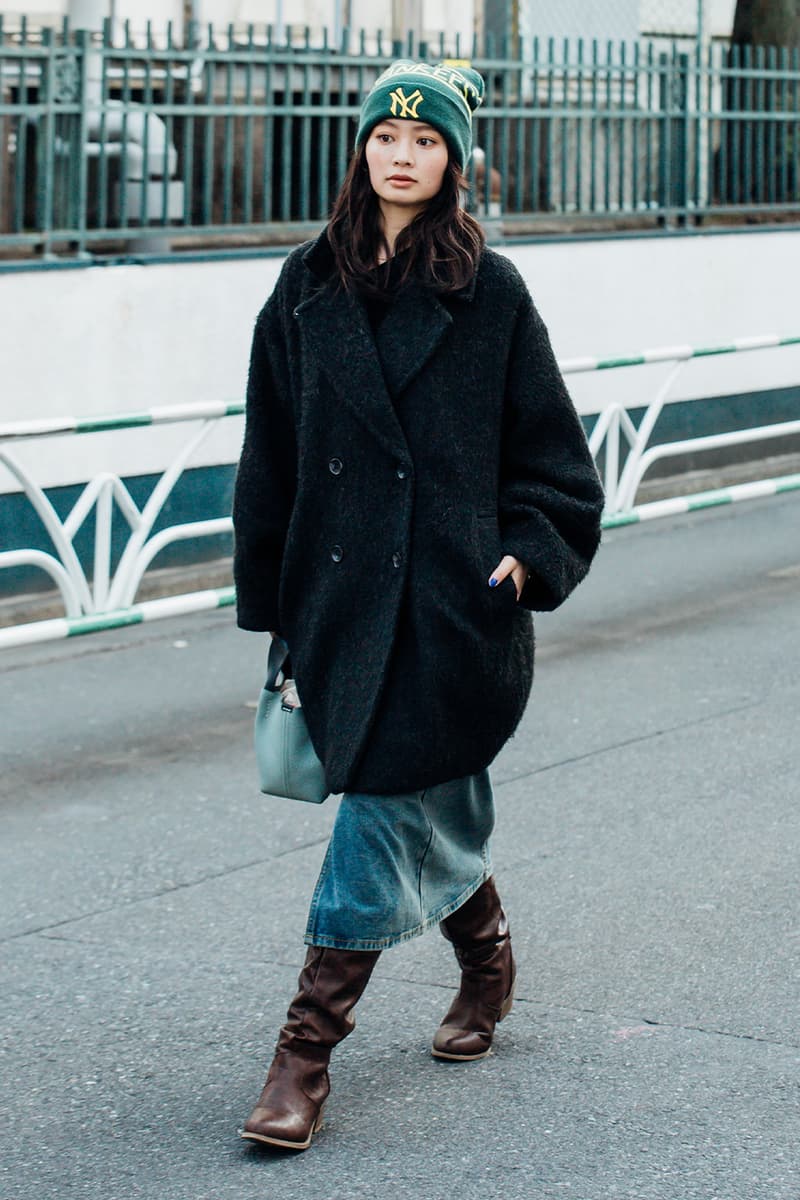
[269,631,300,708]
[488,555,529,601]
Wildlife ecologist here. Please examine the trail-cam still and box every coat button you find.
[328,457,343,476]
[292,307,301,319]
[391,552,402,568]
[331,545,344,563]
[395,465,408,480]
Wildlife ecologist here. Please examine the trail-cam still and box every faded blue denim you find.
[305,769,495,951]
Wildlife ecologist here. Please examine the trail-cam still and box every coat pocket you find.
[475,515,518,612]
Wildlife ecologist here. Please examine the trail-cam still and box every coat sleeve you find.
[232,285,297,632]
[499,290,604,612]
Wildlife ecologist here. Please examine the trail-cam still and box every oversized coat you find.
[233,229,604,796]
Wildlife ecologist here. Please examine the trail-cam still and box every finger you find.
[510,563,528,600]
[488,555,519,587]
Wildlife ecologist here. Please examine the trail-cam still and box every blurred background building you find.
[1,1,738,45]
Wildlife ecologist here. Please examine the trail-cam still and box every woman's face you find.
[365,119,449,213]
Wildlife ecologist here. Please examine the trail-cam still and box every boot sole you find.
[240,1110,324,1151]
[431,1045,492,1061]
[430,981,515,1062]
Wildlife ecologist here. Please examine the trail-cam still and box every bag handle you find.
[265,635,292,692]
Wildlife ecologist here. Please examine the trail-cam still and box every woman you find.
[233,60,604,1151]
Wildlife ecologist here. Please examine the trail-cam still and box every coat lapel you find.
[295,283,408,461]
[296,228,473,456]
[375,283,453,400]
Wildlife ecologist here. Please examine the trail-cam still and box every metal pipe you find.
[67,0,181,251]
[85,106,177,180]
[618,418,800,511]
[0,550,84,617]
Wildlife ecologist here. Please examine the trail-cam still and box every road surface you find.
[1,493,798,1200]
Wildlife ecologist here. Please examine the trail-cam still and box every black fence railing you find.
[1,20,799,263]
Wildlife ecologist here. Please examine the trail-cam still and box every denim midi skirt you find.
[304,769,495,951]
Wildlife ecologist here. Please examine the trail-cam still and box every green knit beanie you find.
[355,59,485,171]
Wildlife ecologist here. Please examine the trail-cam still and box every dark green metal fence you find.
[1,19,799,263]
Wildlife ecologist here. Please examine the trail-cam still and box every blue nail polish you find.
[489,577,498,587]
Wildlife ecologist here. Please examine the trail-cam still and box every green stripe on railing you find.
[596,355,647,370]
[687,490,733,510]
[693,345,738,358]
[562,332,800,376]
[2,403,247,440]
[601,472,800,530]
[75,413,153,433]
[601,511,641,528]
[0,585,239,649]
[66,611,144,636]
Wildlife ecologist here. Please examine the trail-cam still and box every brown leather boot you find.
[432,877,516,1061]
[240,945,380,1150]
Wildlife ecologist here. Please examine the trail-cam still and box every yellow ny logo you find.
[389,87,424,119]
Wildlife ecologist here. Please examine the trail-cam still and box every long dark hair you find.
[327,144,485,298]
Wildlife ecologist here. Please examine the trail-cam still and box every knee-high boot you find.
[241,945,381,1150]
[432,877,515,1061]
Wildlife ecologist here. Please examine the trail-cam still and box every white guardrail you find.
[1,335,800,649]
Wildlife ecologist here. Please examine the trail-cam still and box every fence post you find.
[74,28,91,258]
[658,47,690,226]
[37,27,56,255]
[694,0,712,222]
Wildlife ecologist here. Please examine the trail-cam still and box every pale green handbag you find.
[254,636,330,804]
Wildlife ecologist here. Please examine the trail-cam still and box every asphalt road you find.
[1,494,799,1200]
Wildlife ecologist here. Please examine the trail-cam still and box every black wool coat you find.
[233,229,604,795]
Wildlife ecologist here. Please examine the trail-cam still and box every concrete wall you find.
[2,227,800,495]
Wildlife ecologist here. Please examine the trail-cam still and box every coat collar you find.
[300,226,479,304]
[295,227,477,458]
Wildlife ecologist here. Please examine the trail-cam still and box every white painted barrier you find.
[3,228,800,495]
[2,331,798,649]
